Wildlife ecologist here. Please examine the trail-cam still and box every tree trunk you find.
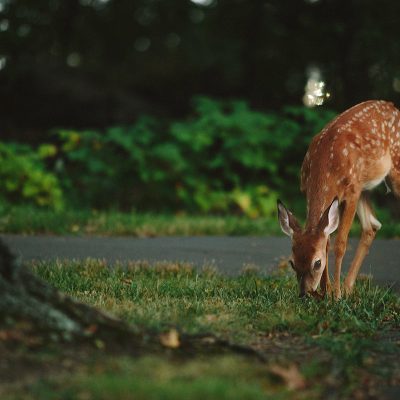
[0,239,264,360]
[0,239,156,353]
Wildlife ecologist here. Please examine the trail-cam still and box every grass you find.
[13,356,280,400]
[0,205,281,236]
[3,260,399,399]
[31,260,400,339]
[1,204,400,237]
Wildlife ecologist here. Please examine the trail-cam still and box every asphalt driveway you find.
[1,234,398,291]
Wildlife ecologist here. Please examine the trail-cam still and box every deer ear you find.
[320,197,340,236]
[277,200,301,238]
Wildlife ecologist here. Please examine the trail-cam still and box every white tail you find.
[278,100,400,299]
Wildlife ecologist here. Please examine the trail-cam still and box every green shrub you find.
[170,97,335,215]
[55,116,184,210]
[0,142,63,210]
[48,98,336,215]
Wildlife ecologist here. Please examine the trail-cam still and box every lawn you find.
[0,206,281,236]
[1,205,400,237]
[2,260,399,399]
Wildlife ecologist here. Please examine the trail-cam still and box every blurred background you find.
[1,0,400,222]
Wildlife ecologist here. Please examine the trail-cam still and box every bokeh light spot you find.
[0,56,7,71]
[0,19,9,31]
[190,0,215,7]
[66,53,81,67]
[135,37,151,52]
[166,33,181,49]
[393,77,400,93]
[303,66,329,107]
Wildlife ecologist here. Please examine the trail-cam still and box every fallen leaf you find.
[71,224,80,232]
[159,329,180,349]
[94,339,105,349]
[201,336,217,345]
[205,314,218,322]
[269,363,306,390]
[84,324,98,336]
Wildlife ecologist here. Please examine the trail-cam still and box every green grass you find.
[0,205,281,236]
[16,356,280,400]
[3,260,396,399]
[32,260,400,340]
[1,204,400,237]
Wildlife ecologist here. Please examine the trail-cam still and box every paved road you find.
[1,234,399,291]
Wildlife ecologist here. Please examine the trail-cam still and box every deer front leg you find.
[333,197,358,299]
[320,239,331,296]
[343,193,381,296]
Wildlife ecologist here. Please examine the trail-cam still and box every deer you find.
[277,100,400,299]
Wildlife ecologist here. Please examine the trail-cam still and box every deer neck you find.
[305,190,336,231]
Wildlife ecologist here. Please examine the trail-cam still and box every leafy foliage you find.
[55,116,182,210]
[49,97,335,215]
[0,142,63,210]
[171,98,335,214]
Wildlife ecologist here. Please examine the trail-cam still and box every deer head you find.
[277,198,340,297]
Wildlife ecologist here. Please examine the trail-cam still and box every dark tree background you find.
[1,0,400,140]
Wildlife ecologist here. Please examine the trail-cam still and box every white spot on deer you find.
[342,148,349,156]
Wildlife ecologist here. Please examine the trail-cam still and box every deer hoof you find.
[343,281,354,297]
[334,288,342,300]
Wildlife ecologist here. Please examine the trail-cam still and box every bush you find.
[55,116,183,210]
[3,97,336,216]
[0,142,63,210]
[51,97,336,215]
[170,97,335,214]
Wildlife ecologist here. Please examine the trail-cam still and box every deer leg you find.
[343,193,381,295]
[333,197,358,299]
[389,169,400,198]
[320,238,331,296]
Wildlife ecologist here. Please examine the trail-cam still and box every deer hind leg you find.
[333,196,358,299]
[343,192,381,296]
[389,168,400,198]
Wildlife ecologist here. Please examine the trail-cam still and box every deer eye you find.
[314,259,322,270]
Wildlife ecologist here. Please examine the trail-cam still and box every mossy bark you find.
[0,239,264,359]
[0,239,159,352]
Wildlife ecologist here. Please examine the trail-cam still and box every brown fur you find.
[280,100,400,299]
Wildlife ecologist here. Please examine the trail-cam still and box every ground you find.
[1,259,399,400]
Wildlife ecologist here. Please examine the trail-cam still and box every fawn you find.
[277,100,400,299]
